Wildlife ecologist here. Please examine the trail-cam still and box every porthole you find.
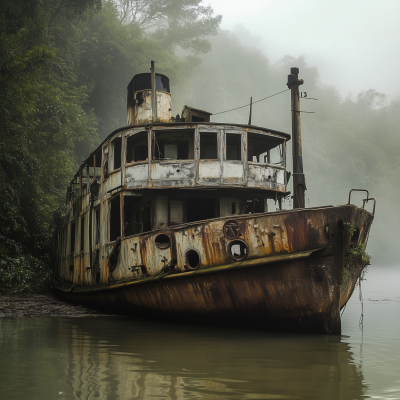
[223,220,240,239]
[155,234,170,249]
[186,249,200,269]
[228,240,248,261]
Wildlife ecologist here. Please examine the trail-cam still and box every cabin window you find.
[152,130,194,160]
[94,207,100,246]
[164,143,178,159]
[112,137,122,170]
[245,198,265,214]
[81,165,88,193]
[187,197,217,222]
[140,202,152,233]
[192,116,205,122]
[70,222,75,254]
[109,196,121,242]
[92,148,102,181]
[200,132,218,160]
[226,133,242,161]
[124,196,143,236]
[247,132,283,165]
[126,131,148,163]
[123,196,152,234]
[80,216,85,252]
[169,199,184,226]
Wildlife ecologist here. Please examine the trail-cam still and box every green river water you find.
[1,266,399,399]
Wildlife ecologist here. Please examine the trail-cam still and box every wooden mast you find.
[287,67,306,209]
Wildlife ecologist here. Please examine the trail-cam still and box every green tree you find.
[0,0,100,292]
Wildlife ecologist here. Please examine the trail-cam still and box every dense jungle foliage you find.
[0,0,397,293]
[0,0,220,293]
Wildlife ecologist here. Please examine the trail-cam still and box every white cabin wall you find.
[219,197,241,218]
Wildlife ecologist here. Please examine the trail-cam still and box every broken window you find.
[88,149,102,183]
[200,132,218,160]
[123,196,152,234]
[226,133,242,161]
[80,216,85,252]
[70,222,75,254]
[109,196,121,242]
[124,196,143,236]
[94,207,100,246]
[140,202,152,232]
[186,197,217,222]
[81,165,88,192]
[152,130,194,160]
[245,198,265,214]
[112,137,122,170]
[247,132,284,164]
[126,131,148,163]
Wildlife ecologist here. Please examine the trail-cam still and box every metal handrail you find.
[362,197,376,216]
[348,189,375,216]
[348,189,369,205]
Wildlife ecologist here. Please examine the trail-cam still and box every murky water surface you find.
[1,267,399,399]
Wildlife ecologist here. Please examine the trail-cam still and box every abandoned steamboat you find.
[54,64,375,334]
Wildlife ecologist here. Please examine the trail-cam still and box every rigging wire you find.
[212,88,290,116]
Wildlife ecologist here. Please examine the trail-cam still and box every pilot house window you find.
[200,132,218,159]
[153,130,194,160]
[226,133,242,161]
[247,132,278,163]
[112,137,122,170]
[126,131,148,163]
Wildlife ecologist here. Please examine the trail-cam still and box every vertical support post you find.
[287,67,306,209]
[151,60,157,123]
[147,127,152,187]
[248,97,252,125]
[282,140,286,168]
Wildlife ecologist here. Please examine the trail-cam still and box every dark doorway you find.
[187,197,217,223]
[110,196,121,242]
[245,198,265,214]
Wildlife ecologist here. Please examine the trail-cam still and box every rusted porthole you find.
[186,249,200,269]
[228,240,248,261]
[223,220,240,239]
[155,234,170,249]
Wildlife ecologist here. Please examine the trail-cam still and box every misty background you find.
[1,0,398,292]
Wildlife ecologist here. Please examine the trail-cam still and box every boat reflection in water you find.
[58,317,366,399]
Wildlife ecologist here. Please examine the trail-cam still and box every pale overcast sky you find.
[209,0,400,99]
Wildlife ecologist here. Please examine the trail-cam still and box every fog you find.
[169,1,400,267]
[210,0,400,99]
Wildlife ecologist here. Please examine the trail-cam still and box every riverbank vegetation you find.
[1,1,398,293]
[0,0,220,293]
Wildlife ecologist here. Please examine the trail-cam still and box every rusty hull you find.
[55,205,373,334]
